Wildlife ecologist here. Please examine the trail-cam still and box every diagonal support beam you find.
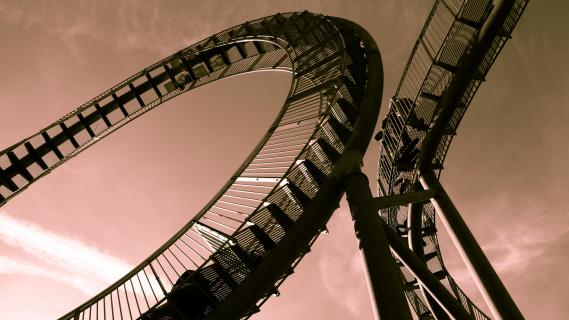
[419,169,523,320]
[383,218,472,320]
[408,201,450,320]
[371,189,436,211]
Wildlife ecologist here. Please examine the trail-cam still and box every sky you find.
[0,0,567,319]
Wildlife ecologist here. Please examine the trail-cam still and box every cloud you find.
[487,217,569,272]
[0,211,131,287]
[448,210,569,291]
[318,251,368,317]
[0,0,233,61]
[315,206,372,319]
[0,255,102,295]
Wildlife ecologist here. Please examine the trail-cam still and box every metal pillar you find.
[419,170,524,320]
[383,218,472,320]
[344,171,413,320]
[408,201,450,320]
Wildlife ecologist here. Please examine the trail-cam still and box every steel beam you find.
[372,189,437,211]
[419,169,523,320]
[408,201,450,320]
[345,171,413,320]
[383,218,472,320]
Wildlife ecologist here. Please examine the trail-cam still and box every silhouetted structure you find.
[0,1,529,319]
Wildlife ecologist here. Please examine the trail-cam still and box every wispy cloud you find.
[315,206,372,319]
[493,216,568,278]
[0,0,227,61]
[0,255,101,295]
[318,251,368,317]
[449,210,569,288]
[0,211,131,291]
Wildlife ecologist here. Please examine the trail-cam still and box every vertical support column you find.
[407,201,425,257]
[408,201,450,320]
[384,218,472,320]
[419,169,524,320]
[344,171,412,320]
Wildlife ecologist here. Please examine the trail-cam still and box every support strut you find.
[419,169,523,320]
[408,201,450,320]
[383,218,472,320]
[344,171,413,320]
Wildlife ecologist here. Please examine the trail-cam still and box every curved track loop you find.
[377,0,528,318]
[0,11,381,320]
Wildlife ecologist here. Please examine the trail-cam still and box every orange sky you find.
[0,1,567,319]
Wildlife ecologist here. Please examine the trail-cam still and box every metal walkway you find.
[0,0,530,318]
[0,11,383,320]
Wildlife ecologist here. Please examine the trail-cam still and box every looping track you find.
[0,11,382,320]
[377,0,528,318]
[1,1,529,318]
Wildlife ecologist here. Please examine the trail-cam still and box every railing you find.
[375,0,530,318]
[0,11,374,320]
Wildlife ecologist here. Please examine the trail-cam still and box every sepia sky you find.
[0,1,567,319]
